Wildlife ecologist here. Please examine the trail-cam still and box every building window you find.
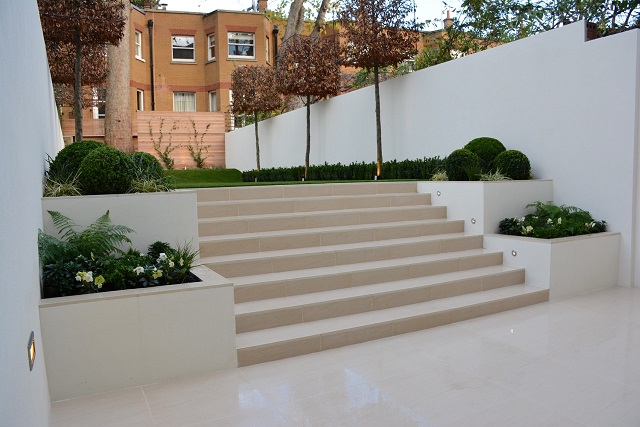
[173,92,196,112]
[208,34,215,61]
[172,35,195,62]
[209,91,217,112]
[136,90,144,111]
[228,32,255,59]
[265,36,269,63]
[135,30,143,60]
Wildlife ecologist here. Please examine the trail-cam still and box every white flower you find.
[547,218,552,224]
[133,266,145,276]
[75,273,82,282]
[179,258,184,267]
[157,253,168,263]
[557,218,562,225]
[84,271,93,282]
[168,260,175,268]
[521,217,526,223]
[525,225,534,233]
[590,221,596,228]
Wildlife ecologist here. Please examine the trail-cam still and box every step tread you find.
[199,218,464,243]
[236,284,546,349]
[202,232,476,264]
[232,248,498,286]
[235,265,524,315]
[197,192,428,207]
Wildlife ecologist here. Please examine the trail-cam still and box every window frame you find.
[136,89,144,111]
[227,32,255,60]
[207,34,215,61]
[173,92,196,112]
[209,91,217,112]
[135,30,143,60]
[171,35,195,63]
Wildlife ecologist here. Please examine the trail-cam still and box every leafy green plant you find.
[186,118,212,169]
[43,160,82,197]
[479,169,512,181]
[464,137,506,171]
[444,149,481,181]
[47,140,103,181]
[78,146,135,194]
[148,118,179,170]
[498,201,606,239]
[130,152,164,179]
[430,170,448,181]
[493,150,531,180]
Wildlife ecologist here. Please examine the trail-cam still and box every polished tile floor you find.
[50,286,640,426]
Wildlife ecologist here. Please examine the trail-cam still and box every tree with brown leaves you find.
[338,0,419,177]
[38,0,126,142]
[231,66,283,171]
[277,35,340,179]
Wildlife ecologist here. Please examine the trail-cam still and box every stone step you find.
[203,234,483,278]
[197,193,431,219]
[196,182,420,203]
[198,205,446,237]
[199,219,465,257]
[232,249,503,303]
[236,284,549,366]
[235,265,525,333]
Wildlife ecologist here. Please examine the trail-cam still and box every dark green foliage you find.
[493,150,531,180]
[130,152,164,179]
[499,202,607,239]
[147,241,171,260]
[48,140,103,181]
[241,157,445,182]
[464,137,506,171]
[78,146,135,194]
[444,149,481,181]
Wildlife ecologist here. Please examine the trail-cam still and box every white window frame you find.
[136,89,144,111]
[207,34,215,61]
[265,36,269,63]
[172,35,195,62]
[228,32,255,59]
[209,91,217,112]
[135,30,143,60]
[173,92,196,112]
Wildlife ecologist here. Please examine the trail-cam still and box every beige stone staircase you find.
[196,182,548,366]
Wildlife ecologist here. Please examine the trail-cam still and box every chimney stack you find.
[143,0,151,9]
[443,10,453,28]
[259,0,267,13]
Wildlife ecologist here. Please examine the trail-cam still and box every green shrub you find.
[493,150,531,180]
[48,140,103,181]
[78,146,135,194]
[464,137,506,171]
[444,149,481,181]
[130,152,164,179]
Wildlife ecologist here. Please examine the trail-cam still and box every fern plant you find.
[39,210,133,266]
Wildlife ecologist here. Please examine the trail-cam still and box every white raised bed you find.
[39,265,237,401]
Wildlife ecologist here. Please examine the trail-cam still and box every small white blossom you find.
[547,218,552,224]
[557,218,562,225]
[158,253,168,262]
[525,225,534,234]
[179,258,184,267]
[133,266,145,276]
[168,260,175,268]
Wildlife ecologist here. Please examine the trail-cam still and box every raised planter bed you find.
[39,265,237,401]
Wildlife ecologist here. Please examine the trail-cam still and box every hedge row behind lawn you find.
[242,157,445,182]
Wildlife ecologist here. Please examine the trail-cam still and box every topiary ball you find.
[444,149,481,181]
[493,150,531,180]
[78,146,135,194]
[463,137,506,171]
[130,152,164,179]
[48,140,103,180]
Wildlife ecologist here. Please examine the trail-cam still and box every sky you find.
[164,0,462,28]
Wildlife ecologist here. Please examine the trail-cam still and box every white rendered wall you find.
[226,22,640,286]
[0,1,64,424]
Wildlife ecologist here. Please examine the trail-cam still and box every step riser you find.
[198,194,431,218]
[200,220,465,257]
[196,182,420,203]
[210,235,483,278]
[236,269,525,333]
[234,252,504,303]
[236,289,549,366]
[198,206,447,237]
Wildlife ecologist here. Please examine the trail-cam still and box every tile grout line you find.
[140,386,157,426]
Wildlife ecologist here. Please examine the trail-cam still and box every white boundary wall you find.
[226,22,640,287]
[0,1,64,424]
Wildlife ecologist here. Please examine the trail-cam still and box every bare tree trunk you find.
[105,0,132,152]
[254,111,261,171]
[310,0,331,38]
[74,28,83,142]
[305,94,311,179]
[373,62,382,177]
[283,0,304,42]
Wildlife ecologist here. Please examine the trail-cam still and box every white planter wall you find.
[226,22,640,287]
[484,233,620,300]
[0,2,65,425]
[39,266,237,401]
[41,191,200,257]
[417,180,553,235]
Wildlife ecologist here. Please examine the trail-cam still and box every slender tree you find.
[278,0,337,41]
[38,0,126,142]
[231,66,283,171]
[338,0,420,177]
[277,35,341,179]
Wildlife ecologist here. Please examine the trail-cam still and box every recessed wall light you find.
[471,218,476,224]
[28,331,36,371]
